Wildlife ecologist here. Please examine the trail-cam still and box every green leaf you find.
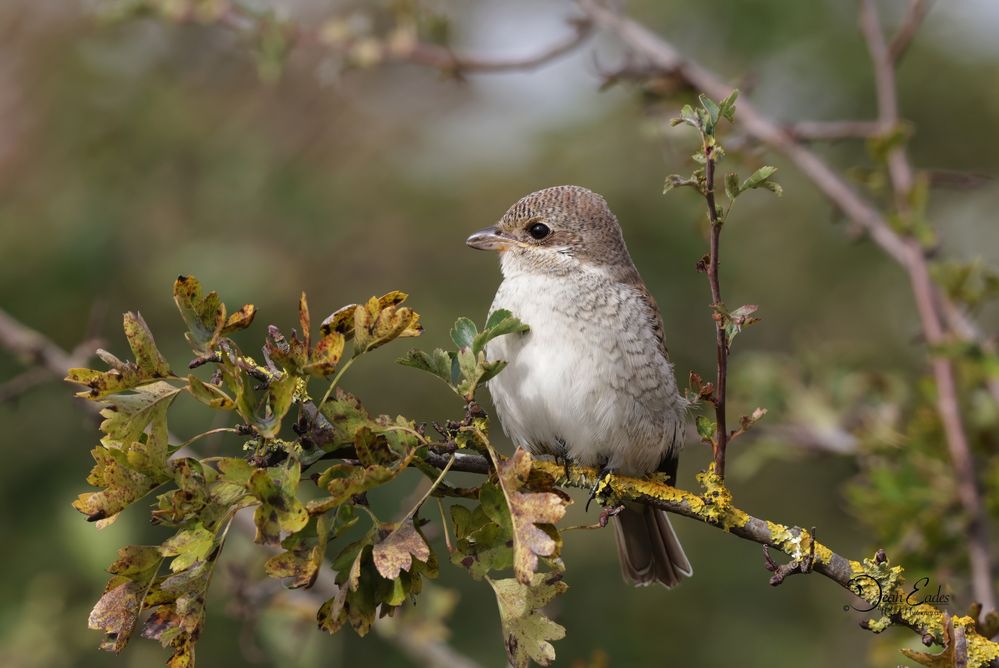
[740,166,782,196]
[397,348,453,386]
[472,310,529,356]
[696,415,716,442]
[450,497,514,579]
[159,524,216,572]
[488,573,568,668]
[724,172,741,200]
[699,93,720,124]
[450,317,478,349]
[718,89,739,122]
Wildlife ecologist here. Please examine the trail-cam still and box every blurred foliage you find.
[4,0,999,666]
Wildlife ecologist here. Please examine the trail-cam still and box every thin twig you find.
[221,4,593,77]
[889,0,931,63]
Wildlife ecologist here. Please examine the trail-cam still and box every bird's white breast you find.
[484,268,683,475]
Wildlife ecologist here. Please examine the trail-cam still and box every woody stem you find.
[704,144,729,478]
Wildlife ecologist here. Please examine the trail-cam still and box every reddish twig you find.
[702,146,729,477]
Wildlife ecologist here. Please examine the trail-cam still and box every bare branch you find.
[784,120,883,142]
[890,0,932,63]
[219,4,593,77]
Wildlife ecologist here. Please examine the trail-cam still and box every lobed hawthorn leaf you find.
[141,540,224,668]
[88,545,164,654]
[488,573,568,668]
[98,380,182,450]
[319,530,439,638]
[67,312,173,399]
[73,402,175,526]
[372,518,432,580]
[158,524,215,573]
[493,448,569,584]
[308,428,416,515]
[353,295,422,353]
[449,487,515,580]
[152,458,212,527]
[473,309,529,357]
[265,505,356,589]
[397,348,453,386]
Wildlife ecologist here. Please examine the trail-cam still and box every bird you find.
[466,184,692,588]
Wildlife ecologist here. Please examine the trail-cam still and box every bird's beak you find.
[466,226,512,252]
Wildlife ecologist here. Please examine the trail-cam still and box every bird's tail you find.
[613,503,693,588]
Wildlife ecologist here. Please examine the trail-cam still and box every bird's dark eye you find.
[527,222,551,240]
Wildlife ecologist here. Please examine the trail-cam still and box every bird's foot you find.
[552,438,573,481]
[585,464,616,513]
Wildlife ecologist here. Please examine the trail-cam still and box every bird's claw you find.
[585,464,616,512]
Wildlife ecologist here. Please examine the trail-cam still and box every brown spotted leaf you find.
[249,462,309,545]
[185,375,234,410]
[88,545,163,653]
[173,275,226,353]
[66,313,173,399]
[488,573,568,668]
[220,303,256,335]
[494,448,569,583]
[372,519,431,580]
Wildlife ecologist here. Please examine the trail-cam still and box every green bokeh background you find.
[2,1,999,666]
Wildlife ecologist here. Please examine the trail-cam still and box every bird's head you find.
[466,185,635,279]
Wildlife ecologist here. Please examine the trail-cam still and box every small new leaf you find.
[740,166,782,196]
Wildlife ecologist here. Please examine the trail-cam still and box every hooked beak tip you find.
[466,226,510,252]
